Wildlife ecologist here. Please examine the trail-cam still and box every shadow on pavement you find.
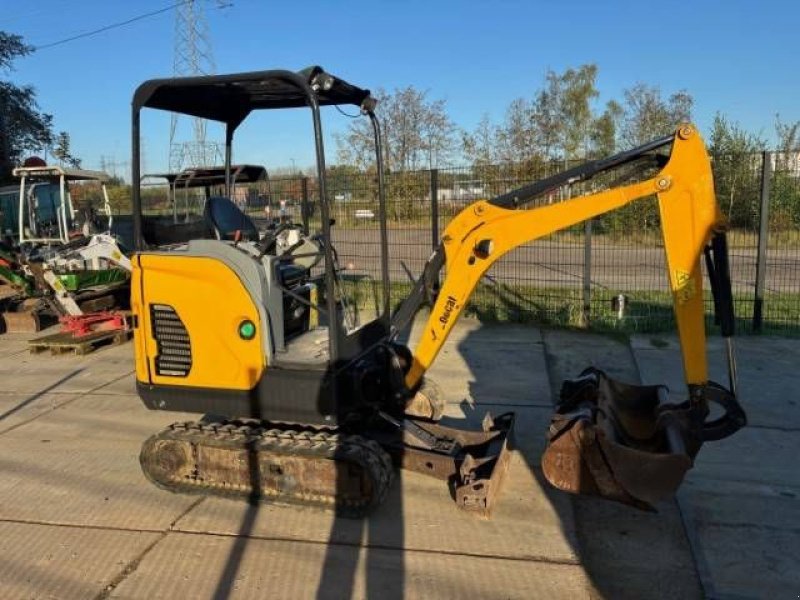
[316,475,404,600]
[453,285,705,600]
[0,369,83,423]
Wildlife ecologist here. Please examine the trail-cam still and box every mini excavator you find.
[130,67,746,517]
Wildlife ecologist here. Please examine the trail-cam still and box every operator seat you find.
[204,196,260,241]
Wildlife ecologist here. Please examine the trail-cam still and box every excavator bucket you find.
[542,368,703,510]
[0,299,45,333]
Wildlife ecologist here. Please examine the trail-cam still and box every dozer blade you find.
[542,368,730,510]
[381,412,515,518]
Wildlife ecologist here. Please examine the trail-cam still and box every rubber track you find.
[140,419,395,518]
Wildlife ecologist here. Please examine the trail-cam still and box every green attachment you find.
[0,263,33,296]
[57,269,129,292]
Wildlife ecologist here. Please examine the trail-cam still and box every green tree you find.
[559,65,600,159]
[0,32,53,182]
[532,71,563,160]
[771,115,800,230]
[589,100,622,157]
[600,85,693,233]
[493,64,614,164]
[52,131,82,168]
[708,113,766,228]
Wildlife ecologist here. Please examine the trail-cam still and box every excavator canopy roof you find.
[12,165,110,182]
[146,165,268,188]
[133,66,373,128]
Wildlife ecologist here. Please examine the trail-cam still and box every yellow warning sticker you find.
[674,269,695,304]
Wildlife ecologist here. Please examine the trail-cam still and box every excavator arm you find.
[391,125,746,509]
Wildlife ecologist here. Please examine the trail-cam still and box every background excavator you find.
[130,67,746,518]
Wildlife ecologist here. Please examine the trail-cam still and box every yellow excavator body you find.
[129,61,746,519]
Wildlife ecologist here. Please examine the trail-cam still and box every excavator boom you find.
[393,124,746,508]
[398,125,719,389]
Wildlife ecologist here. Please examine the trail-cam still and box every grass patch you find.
[339,277,800,337]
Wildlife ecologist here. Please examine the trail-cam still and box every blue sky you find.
[5,0,798,175]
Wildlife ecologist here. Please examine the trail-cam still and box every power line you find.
[33,1,230,52]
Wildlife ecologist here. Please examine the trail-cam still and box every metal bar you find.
[132,109,143,250]
[59,174,68,243]
[224,125,233,198]
[17,175,25,243]
[430,169,439,249]
[583,219,592,327]
[301,176,310,235]
[490,133,673,210]
[309,100,339,363]
[753,151,772,332]
[368,111,391,318]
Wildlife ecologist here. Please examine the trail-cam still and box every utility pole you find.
[168,0,225,173]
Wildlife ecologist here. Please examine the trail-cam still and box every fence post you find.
[582,219,592,327]
[430,169,439,249]
[300,176,310,235]
[753,151,772,332]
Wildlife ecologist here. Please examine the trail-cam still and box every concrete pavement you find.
[0,321,796,599]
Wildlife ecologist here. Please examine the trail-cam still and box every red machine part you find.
[60,312,129,338]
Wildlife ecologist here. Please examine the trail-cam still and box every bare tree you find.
[619,83,694,147]
[336,86,455,171]
[462,114,498,166]
[495,64,605,162]
[495,97,536,164]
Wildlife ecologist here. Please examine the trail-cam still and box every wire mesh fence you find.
[116,149,800,336]
[247,150,800,335]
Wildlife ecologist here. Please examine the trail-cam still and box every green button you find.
[238,320,256,340]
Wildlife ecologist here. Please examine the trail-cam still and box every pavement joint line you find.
[689,474,800,488]
[0,370,135,436]
[166,528,584,567]
[698,520,800,534]
[0,517,165,535]
[628,338,708,596]
[0,497,207,538]
[744,423,800,433]
[84,369,135,393]
[0,515,582,568]
[93,497,206,600]
[676,493,717,600]
[93,532,168,600]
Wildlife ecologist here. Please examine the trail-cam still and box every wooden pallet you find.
[28,328,131,356]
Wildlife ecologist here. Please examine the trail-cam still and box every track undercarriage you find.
[140,411,515,518]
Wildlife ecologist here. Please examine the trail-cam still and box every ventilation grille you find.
[150,304,192,377]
